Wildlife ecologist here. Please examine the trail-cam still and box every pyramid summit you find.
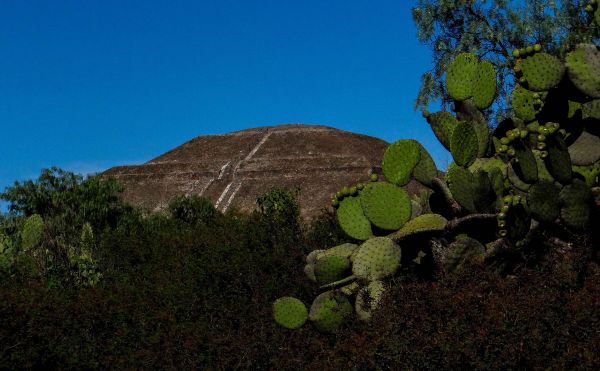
[103,124,393,219]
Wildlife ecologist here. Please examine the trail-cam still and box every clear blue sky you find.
[1,0,448,197]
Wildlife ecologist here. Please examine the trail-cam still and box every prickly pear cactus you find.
[273,297,308,330]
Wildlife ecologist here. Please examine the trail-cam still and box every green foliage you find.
[21,214,44,251]
[168,194,219,225]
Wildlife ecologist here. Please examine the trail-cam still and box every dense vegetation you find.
[0,167,598,369]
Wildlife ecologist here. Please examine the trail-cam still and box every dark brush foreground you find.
[0,189,598,369]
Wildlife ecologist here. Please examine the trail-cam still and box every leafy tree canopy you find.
[0,167,129,231]
[412,0,599,125]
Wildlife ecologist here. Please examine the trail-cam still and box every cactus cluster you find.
[274,4,598,333]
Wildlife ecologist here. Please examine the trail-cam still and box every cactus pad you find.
[446,53,478,101]
[309,291,353,333]
[520,53,565,91]
[450,121,479,167]
[382,139,421,186]
[565,44,600,98]
[527,181,561,223]
[544,135,573,184]
[442,237,485,275]
[582,99,600,120]
[559,179,593,229]
[412,143,438,187]
[426,111,459,150]
[573,161,600,186]
[568,131,600,166]
[352,237,401,282]
[336,196,373,240]
[314,255,351,285]
[512,142,539,184]
[355,280,386,322]
[445,165,476,212]
[473,60,497,109]
[388,213,447,241]
[360,182,412,231]
[512,85,546,122]
[273,297,308,329]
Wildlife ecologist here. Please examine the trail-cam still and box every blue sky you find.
[0,0,448,198]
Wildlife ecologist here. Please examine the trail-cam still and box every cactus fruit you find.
[336,196,373,240]
[308,291,353,333]
[273,297,308,329]
[352,237,402,282]
[527,181,561,223]
[450,121,479,167]
[565,44,600,98]
[360,182,412,231]
[382,139,421,186]
[355,281,386,322]
[519,53,565,91]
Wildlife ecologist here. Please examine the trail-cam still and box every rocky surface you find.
[103,124,429,220]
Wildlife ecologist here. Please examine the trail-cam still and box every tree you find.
[0,167,129,231]
[412,0,599,126]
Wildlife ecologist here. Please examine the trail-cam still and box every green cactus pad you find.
[468,157,508,177]
[544,135,573,184]
[527,180,561,223]
[565,44,600,98]
[442,237,485,275]
[568,131,600,166]
[426,111,459,150]
[387,213,447,241]
[582,99,600,120]
[505,204,532,241]
[450,121,479,167]
[472,117,491,158]
[520,53,565,91]
[512,85,546,122]
[445,165,476,212]
[512,142,539,184]
[304,264,317,282]
[507,164,531,192]
[559,179,593,230]
[336,196,373,240]
[473,60,497,109]
[355,280,386,322]
[314,255,351,285]
[339,281,361,296]
[352,237,401,282]
[382,139,421,186]
[359,182,412,231]
[309,291,353,333]
[472,170,498,213]
[306,249,326,264]
[446,53,478,101]
[273,297,308,330]
[412,143,438,187]
[573,161,600,186]
[321,243,358,260]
